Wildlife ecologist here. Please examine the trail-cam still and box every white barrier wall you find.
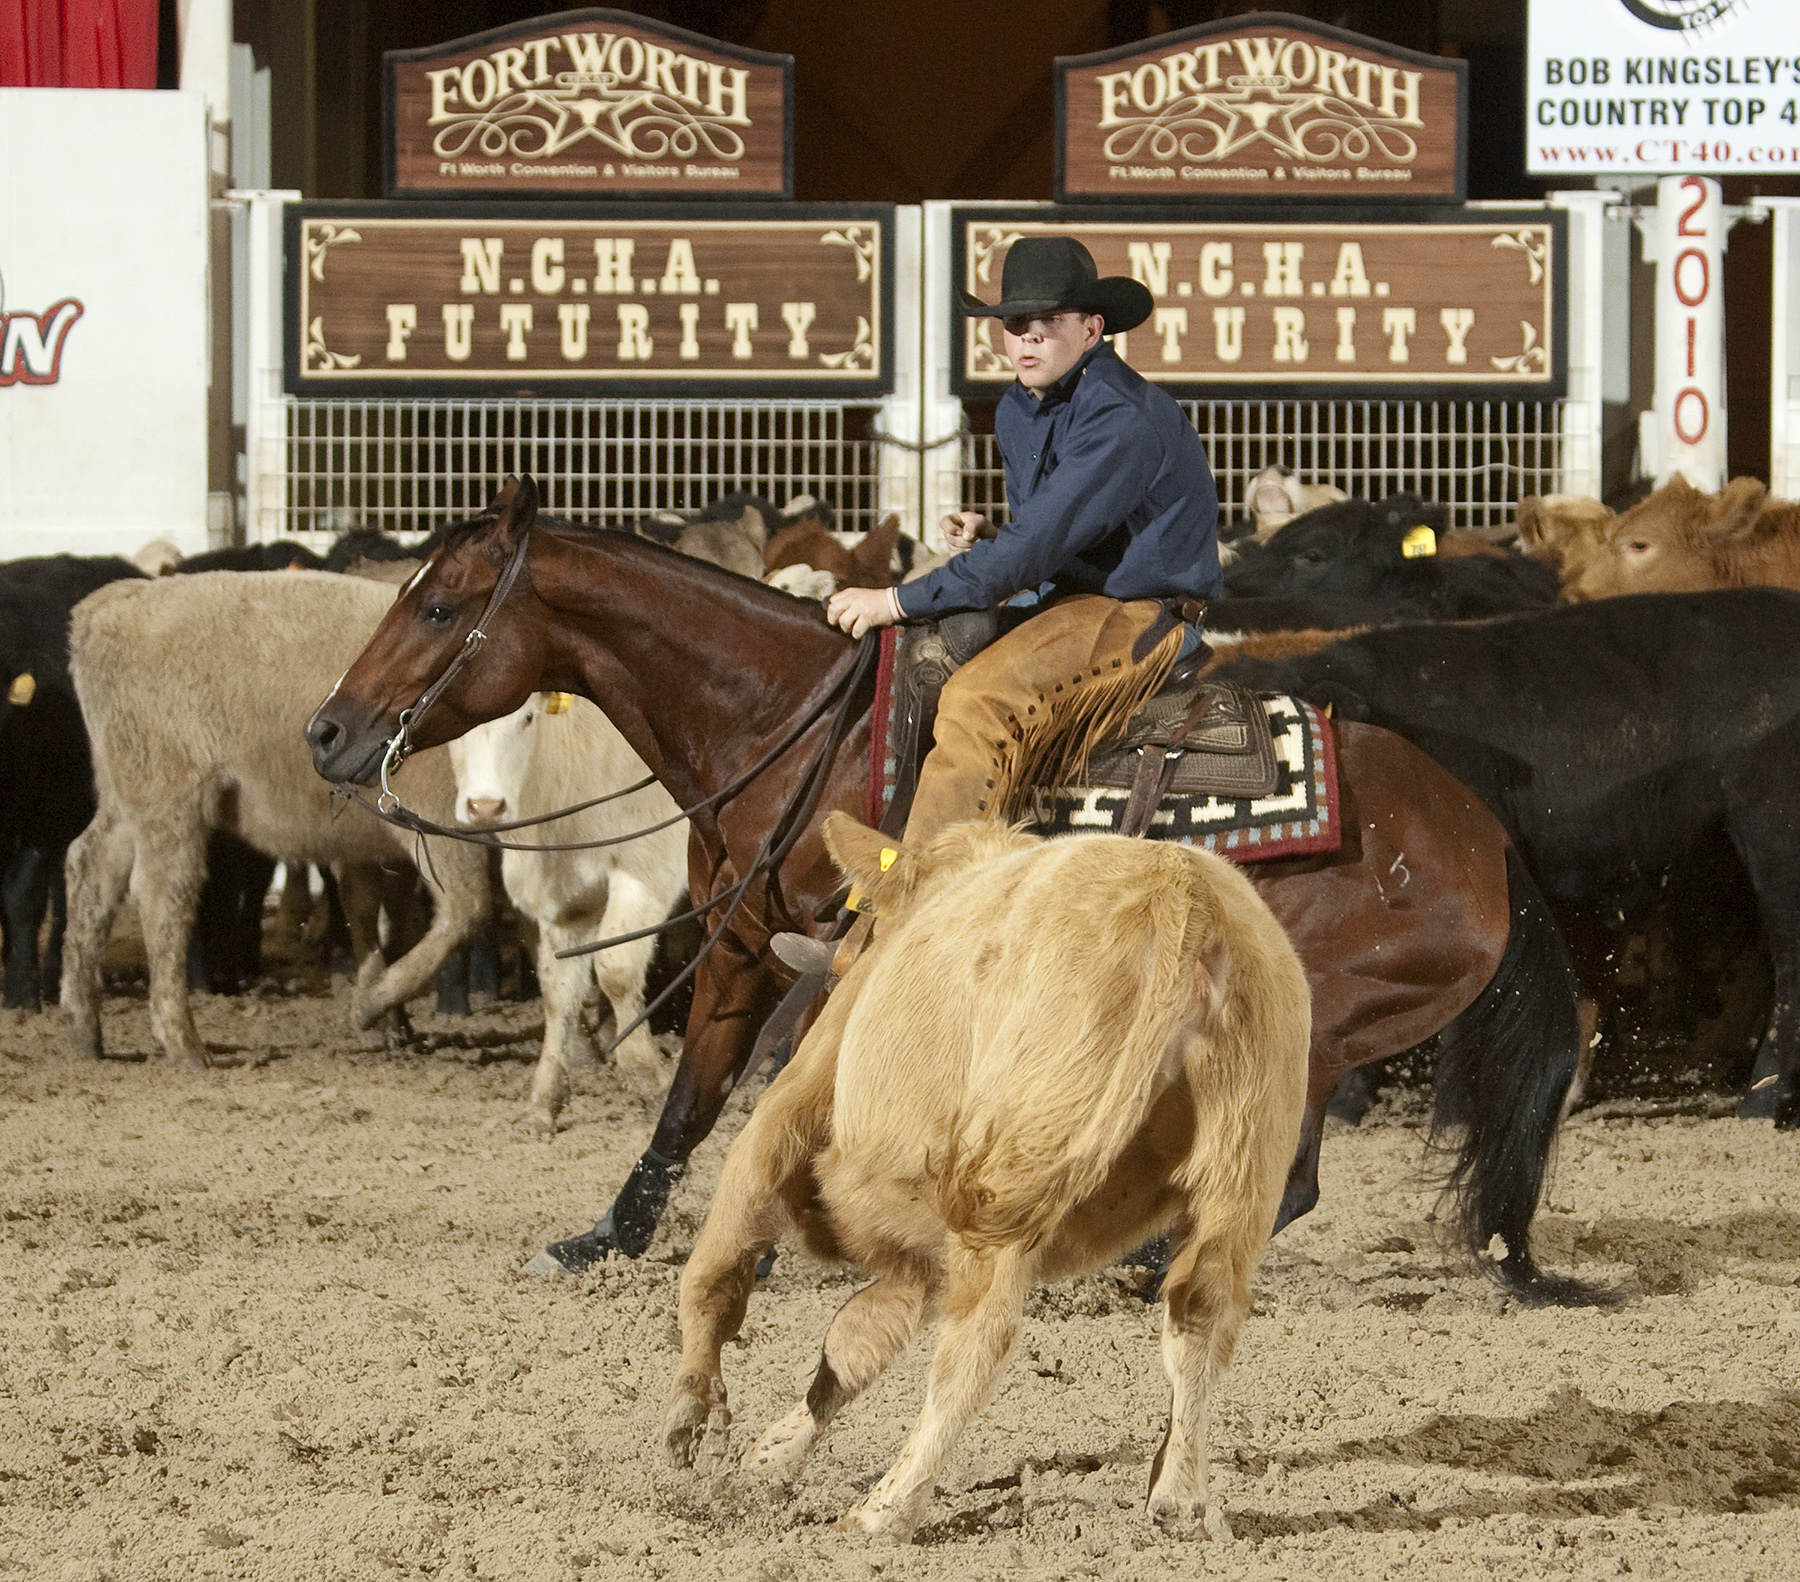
[0,89,211,558]
[1755,198,1800,501]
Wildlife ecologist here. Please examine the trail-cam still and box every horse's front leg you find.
[533,932,783,1273]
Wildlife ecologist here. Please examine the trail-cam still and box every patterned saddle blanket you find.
[869,622,1341,862]
[1028,689,1341,861]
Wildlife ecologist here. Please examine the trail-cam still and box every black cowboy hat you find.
[956,236,1153,336]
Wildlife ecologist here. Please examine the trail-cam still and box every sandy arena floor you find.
[1,962,1797,1582]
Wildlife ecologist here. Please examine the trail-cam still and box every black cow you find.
[1213,588,1800,1125]
[1222,495,1560,623]
[173,541,328,574]
[0,555,148,1009]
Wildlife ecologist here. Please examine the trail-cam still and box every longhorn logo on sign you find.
[0,268,83,387]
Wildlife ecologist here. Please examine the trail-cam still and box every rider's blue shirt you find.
[894,341,1221,619]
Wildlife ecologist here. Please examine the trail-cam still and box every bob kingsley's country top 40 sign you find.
[952,210,1564,399]
[285,204,893,398]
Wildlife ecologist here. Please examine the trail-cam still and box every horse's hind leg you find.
[61,811,135,1058]
[840,1242,1032,1542]
[744,1267,934,1480]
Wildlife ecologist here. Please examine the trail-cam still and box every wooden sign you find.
[951,208,1564,399]
[1055,13,1465,203]
[286,203,892,397]
[384,10,792,200]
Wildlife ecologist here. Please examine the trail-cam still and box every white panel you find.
[1650,174,1726,489]
[0,90,211,557]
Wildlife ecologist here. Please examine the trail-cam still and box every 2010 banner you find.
[286,203,893,397]
[951,208,1565,399]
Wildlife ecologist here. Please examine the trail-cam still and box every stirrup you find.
[771,931,836,976]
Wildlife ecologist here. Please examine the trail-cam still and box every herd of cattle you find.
[8,462,1800,1537]
[4,466,1796,1134]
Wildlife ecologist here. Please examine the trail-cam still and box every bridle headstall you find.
[333,524,878,1052]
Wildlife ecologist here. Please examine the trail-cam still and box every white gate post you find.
[875,205,924,536]
[238,189,300,545]
[1752,198,1800,500]
[1547,190,1622,500]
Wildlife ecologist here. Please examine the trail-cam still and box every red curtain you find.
[0,0,159,89]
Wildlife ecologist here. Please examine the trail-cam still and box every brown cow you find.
[1555,476,1800,601]
[762,512,904,591]
[663,813,1309,1541]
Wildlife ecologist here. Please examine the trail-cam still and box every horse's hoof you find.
[525,1217,627,1276]
[1737,1074,1782,1121]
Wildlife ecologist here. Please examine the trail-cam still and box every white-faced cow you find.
[664,813,1309,1541]
[450,693,689,1131]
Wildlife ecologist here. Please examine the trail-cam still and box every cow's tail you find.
[939,854,1216,1251]
[1430,846,1618,1307]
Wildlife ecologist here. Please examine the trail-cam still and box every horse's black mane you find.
[416,507,828,609]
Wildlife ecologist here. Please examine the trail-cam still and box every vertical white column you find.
[1646,175,1726,489]
[1548,190,1619,499]
[1753,198,1800,500]
[240,190,302,545]
[875,205,924,536]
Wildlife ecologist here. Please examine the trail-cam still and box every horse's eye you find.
[423,602,456,625]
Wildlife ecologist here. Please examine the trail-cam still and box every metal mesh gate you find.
[275,397,889,539]
[961,400,1568,531]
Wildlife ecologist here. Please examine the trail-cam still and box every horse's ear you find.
[489,475,541,553]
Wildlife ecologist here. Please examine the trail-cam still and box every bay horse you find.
[306,478,1602,1305]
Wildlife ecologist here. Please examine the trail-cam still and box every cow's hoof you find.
[742,1406,815,1479]
[1147,1491,1202,1530]
[835,1496,919,1543]
[662,1373,730,1472]
[514,1108,559,1138]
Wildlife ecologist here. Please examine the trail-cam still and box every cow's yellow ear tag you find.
[7,672,35,706]
[879,847,898,871]
[846,887,878,915]
[543,691,574,714]
[1401,525,1437,558]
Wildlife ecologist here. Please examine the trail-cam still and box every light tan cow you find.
[1550,475,1800,601]
[1244,463,1348,541]
[63,571,490,1068]
[1514,492,1616,589]
[663,813,1310,1541]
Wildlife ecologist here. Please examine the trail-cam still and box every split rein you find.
[330,530,878,1051]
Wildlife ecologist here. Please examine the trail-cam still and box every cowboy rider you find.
[826,235,1222,845]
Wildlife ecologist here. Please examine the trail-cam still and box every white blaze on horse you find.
[449,692,689,1130]
[62,571,490,1068]
[664,812,1310,1542]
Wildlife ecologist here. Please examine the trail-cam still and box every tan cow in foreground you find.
[1548,476,1800,601]
[663,813,1310,1541]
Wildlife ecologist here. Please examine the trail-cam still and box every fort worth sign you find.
[285,204,892,398]
[1055,13,1466,202]
[952,210,1565,400]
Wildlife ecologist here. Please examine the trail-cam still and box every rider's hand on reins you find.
[827,586,901,639]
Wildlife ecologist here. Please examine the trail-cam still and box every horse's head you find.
[306,476,550,785]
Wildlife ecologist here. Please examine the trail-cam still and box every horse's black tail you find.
[1430,846,1619,1307]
